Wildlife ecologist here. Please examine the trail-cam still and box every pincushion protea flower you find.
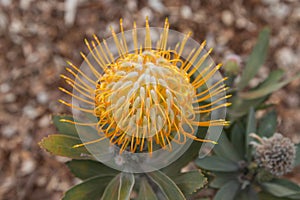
[59,18,230,159]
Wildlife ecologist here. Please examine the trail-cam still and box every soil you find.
[0,0,299,199]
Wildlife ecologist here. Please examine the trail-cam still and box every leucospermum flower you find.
[59,18,230,172]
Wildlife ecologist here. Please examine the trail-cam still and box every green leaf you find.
[62,175,116,200]
[118,173,135,200]
[260,178,300,198]
[161,141,200,177]
[258,192,292,200]
[52,115,99,141]
[161,127,207,177]
[288,193,300,200]
[137,178,158,200]
[257,109,277,138]
[229,96,267,119]
[233,70,283,118]
[39,134,92,159]
[238,28,270,90]
[214,180,240,200]
[210,172,238,188]
[173,170,207,195]
[213,132,242,162]
[230,122,246,159]
[245,107,256,161]
[52,115,78,137]
[235,186,258,200]
[295,143,300,166]
[239,74,300,100]
[147,170,185,200]
[66,160,119,180]
[102,173,135,200]
[195,156,239,172]
[257,69,284,89]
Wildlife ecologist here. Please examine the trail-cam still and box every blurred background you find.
[0,0,299,199]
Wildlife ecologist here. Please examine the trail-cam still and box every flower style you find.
[59,18,230,157]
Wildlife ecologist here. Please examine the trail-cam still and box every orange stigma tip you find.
[110,26,115,32]
[164,17,168,25]
[59,99,67,104]
[73,144,83,148]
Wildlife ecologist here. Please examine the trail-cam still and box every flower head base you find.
[251,133,296,176]
[59,18,229,172]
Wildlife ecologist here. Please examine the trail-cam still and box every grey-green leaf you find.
[66,160,119,180]
[239,74,300,100]
[229,96,267,119]
[161,127,206,177]
[214,180,240,200]
[101,173,135,200]
[210,172,238,188]
[235,186,258,200]
[238,28,270,90]
[173,170,207,195]
[137,178,158,200]
[287,193,300,200]
[258,192,292,200]
[245,107,256,161]
[147,170,185,200]
[62,175,116,200]
[161,140,201,177]
[257,69,284,89]
[257,109,277,138]
[39,134,92,159]
[260,178,300,198]
[52,115,78,137]
[213,132,243,162]
[195,156,239,172]
[230,122,246,159]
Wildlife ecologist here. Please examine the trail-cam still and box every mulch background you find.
[0,0,299,199]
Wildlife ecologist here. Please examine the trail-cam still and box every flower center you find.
[94,50,196,152]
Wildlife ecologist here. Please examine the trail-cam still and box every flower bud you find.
[223,54,241,75]
[251,133,296,176]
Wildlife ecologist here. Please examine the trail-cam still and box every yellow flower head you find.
[59,18,230,172]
